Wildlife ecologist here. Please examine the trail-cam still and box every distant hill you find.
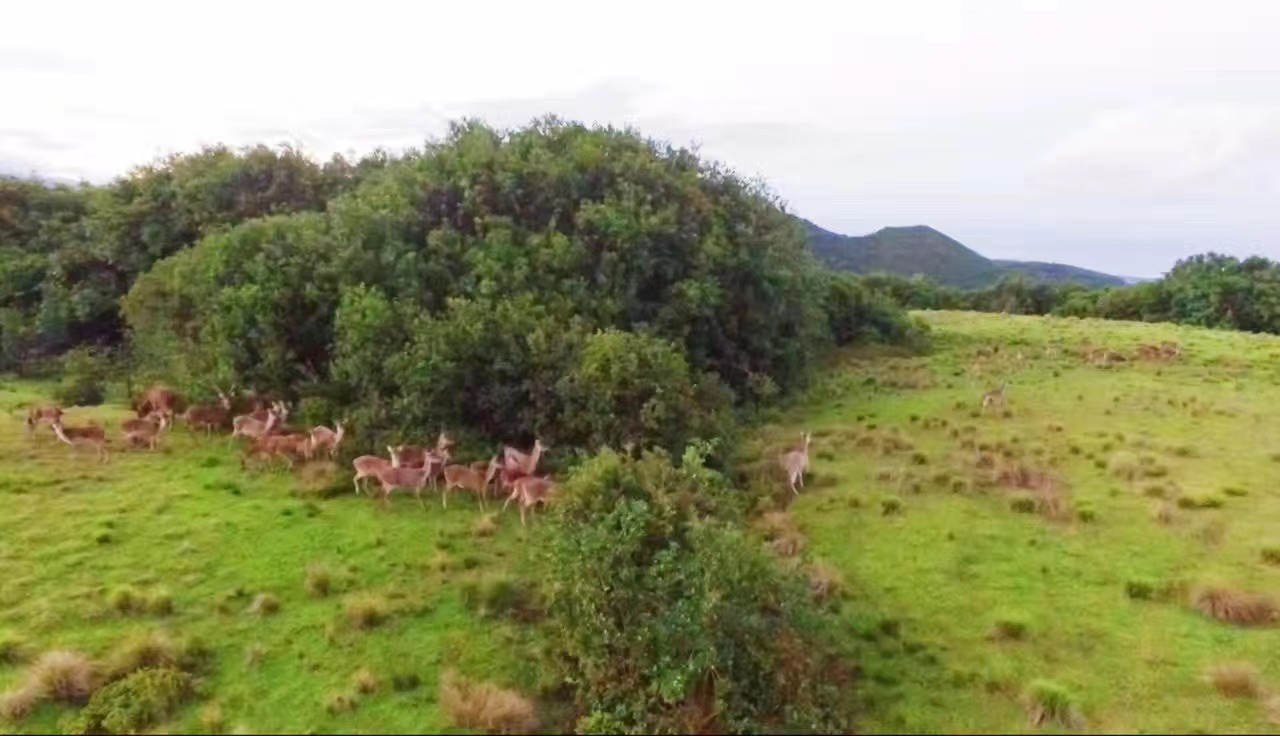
[801,218,1125,289]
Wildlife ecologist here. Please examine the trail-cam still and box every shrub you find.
[950,478,970,494]
[1075,503,1097,523]
[344,595,389,629]
[542,450,852,732]
[1177,494,1224,510]
[1205,662,1261,698]
[439,670,538,734]
[53,348,110,407]
[1223,486,1248,497]
[1192,585,1278,626]
[1024,679,1082,728]
[247,593,280,616]
[1261,546,1280,566]
[305,564,333,598]
[391,672,421,692]
[71,668,193,734]
[1143,483,1171,499]
[1009,495,1037,514]
[1125,579,1156,601]
[881,498,903,516]
[909,451,929,466]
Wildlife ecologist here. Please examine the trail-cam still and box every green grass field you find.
[0,382,541,733]
[8,311,1280,733]
[752,311,1280,733]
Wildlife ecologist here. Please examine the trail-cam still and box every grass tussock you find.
[247,593,280,616]
[806,560,844,604]
[1205,662,1262,698]
[439,670,538,734]
[353,669,379,694]
[305,564,334,598]
[473,514,498,538]
[325,691,358,714]
[987,613,1030,642]
[1107,452,1141,482]
[1,649,101,720]
[106,630,209,679]
[1260,546,1280,566]
[1178,493,1225,510]
[0,631,30,664]
[344,595,390,629]
[460,576,538,621]
[1024,679,1082,729]
[881,498,903,516]
[1192,584,1278,627]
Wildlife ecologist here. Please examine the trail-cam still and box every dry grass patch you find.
[353,669,379,694]
[344,594,390,629]
[1,649,101,720]
[473,514,498,538]
[0,631,30,664]
[1192,584,1278,627]
[806,560,844,603]
[247,592,280,616]
[1205,662,1262,698]
[439,670,538,734]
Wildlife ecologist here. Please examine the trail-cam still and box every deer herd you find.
[23,384,557,526]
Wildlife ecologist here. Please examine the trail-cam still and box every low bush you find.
[70,668,193,734]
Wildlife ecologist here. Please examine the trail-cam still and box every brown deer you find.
[242,429,312,470]
[502,438,546,476]
[981,382,1008,413]
[351,451,399,496]
[1159,341,1182,359]
[391,432,453,467]
[24,405,63,438]
[51,417,109,462]
[501,475,556,526]
[442,457,501,510]
[372,462,437,510]
[778,432,811,495]
[133,384,183,418]
[308,421,345,460]
[121,412,170,450]
[389,444,450,493]
[182,390,233,436]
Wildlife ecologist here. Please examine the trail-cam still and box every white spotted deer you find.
[351,449,399,496]
[182,390,233,436]
[51,416,109,462]
[231,406,279,442]
[778,432,811,495]
[501,474,556,526]
[372,462,438,510]
[308,421,346,460]
[502,438,546,477]
[442,457,501,510]
[121,412,170,450]
[981,382,1008,414]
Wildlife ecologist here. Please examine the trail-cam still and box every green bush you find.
[459,575,537,621]
[1126,579,1156,600]
[70,668,192,734]
[541,450,851,733]
[54,348,110,407]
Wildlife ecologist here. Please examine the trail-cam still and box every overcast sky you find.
[4,0,1279,277]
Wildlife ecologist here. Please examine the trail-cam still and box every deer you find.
[1159,341,1182,359]
[231,406,279,442]
[24,405,63,439]
[502,438,546,476]
[242,429,312,471]
[182,390,233,436]
[981,382,1008,414]
[778,432,811,495]
[308,421,346,460]
[372,462,438,510]
[351,450,400,496]
[501,475,556,526]
[132,384,183,419]
[442,457,501,510]
[388,444,450,493]
[121,412,170,450]
[51,416,109,462]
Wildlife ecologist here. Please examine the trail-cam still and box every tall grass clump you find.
[439,670,538,734]
[1024,679,1082,728]
[1192,584,1278,627]
[0,650,100,720]
[1205,662,1262,698]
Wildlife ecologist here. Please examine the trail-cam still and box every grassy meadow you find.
[0,382,541,733]
[7,310,1280,732]
[751,311,1280,733]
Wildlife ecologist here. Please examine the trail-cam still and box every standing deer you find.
[231,407,279,441]
[121,412,170,450]
[133,384,183,418]
[24,405,63,438]
[372,462,437,510]
[351,451,399,496]
[183,390,233,436]
[502,438,546,476]
[778,432,811,495]
[390,433,452,490]
[981,382,1008,413]
[442,457,501,510]
[51,417,109,462]
[242,430,312,470]
[308,421,346,460]
[501,475,556,526]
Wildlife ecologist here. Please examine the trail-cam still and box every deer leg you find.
[520,503,527,527]
[416,488,426,511]
[442,486,448,509]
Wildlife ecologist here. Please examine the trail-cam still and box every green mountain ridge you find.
[801,218,1125,288]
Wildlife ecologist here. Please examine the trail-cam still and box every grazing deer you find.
[351,451,399,496]
[242,430,312,470]
[25,405,63,438]
[442,457,501,510]
[778,432,811,495]
[372,462,437,510]
[183,390,233,436]
[501,475,556,526]
[308,421,346,460]
[231,407,279,441]
[51,417,109,462]
[133,384,182,418]
[502,438,546,476]
[981,382,1008,413]
[121,412,170,450]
